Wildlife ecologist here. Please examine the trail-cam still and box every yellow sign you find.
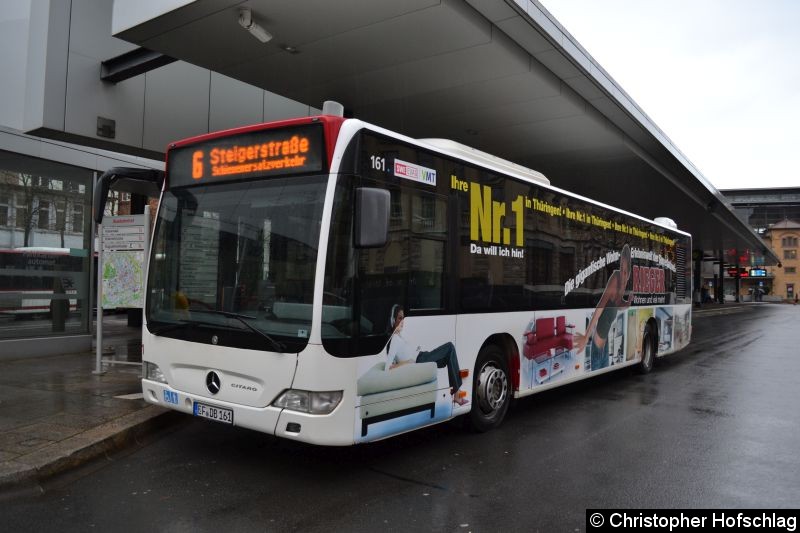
[451,173,677,249]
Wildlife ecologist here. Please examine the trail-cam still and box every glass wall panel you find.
[0,151,93,339]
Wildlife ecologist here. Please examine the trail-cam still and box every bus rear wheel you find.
[636,322,656,374]
[468,344,511,432]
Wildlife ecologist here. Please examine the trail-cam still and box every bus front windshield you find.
[146,175,327,352]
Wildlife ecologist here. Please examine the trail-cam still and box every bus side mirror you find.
[354,187,390,248]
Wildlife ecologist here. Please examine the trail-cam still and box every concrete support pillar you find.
[735,252,741,303]
[693,250,702,307]
[718,251,725,303]
[127,194,147,328]
[713,273,719,302]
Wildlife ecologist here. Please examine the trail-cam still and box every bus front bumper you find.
[141,379,356,445]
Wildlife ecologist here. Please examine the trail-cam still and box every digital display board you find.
[167,124,324,188]
[750,268,767,277]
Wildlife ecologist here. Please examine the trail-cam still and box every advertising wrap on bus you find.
[133,112,692,446]
[352,301,690,443]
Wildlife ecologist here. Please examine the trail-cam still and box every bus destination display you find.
[168,124,324,187]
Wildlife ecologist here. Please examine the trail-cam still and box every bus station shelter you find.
[110,0,775,268]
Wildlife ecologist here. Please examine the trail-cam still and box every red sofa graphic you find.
[523,316,574,384]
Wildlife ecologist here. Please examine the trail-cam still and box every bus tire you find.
[636,322,656,374]
[468,344,511,432]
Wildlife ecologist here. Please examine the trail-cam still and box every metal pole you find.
[86,175,97,336]
[141,207,150,377]
[693,250,702,307]
[93,221,105,375]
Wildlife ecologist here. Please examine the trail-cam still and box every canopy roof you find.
[111,0,777,262]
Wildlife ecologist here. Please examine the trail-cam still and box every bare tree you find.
[1,171,84,247]
[1,172,41,247]
[54,196,68,248]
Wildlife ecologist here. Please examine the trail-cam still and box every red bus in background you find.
[0,247,81,317]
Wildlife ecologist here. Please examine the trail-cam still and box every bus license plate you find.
[193,402,234,425]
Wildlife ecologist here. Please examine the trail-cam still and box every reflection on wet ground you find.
[0,315,144,463]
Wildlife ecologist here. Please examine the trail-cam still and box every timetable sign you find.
[102,216,146,251]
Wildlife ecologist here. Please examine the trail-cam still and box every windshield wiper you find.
[149,319,228,336]
[188,308,287,352]
[149,320,191,336]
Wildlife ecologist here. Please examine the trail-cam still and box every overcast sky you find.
[540,0,800,191]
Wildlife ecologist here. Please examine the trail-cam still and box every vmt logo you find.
[394,159,437,186]
[420,167,436,184]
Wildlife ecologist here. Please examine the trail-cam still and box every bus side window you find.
[358,187,447,324]
[409,191,446,311]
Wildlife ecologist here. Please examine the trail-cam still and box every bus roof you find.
[420,138,549,186]
[344,119,691,238]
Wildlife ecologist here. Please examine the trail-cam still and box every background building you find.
[766,220,800,301]
[0,0,315,357]
[717,188,800,302]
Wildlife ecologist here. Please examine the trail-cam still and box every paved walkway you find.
[0,315,172,493]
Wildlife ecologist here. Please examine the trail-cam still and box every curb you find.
[693,304,753,317]
[0,405,180,494]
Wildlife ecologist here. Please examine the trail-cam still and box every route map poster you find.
[102,250,145,309]
[101,215,147,309]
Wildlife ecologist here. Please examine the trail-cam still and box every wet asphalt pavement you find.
[2,304,799,531]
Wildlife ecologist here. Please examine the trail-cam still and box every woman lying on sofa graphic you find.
[386,304,469,407]
[573,244,633,371]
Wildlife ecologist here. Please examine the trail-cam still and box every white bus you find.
[118,105,691,445]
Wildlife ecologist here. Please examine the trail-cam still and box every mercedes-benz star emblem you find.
[211,335,219,345]
[206,371,221,395]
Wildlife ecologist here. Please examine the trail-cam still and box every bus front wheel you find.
[468,344,511,432]
[636,322,656,374]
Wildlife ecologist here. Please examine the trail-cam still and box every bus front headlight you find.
[273,390,343,414]
[143,362,167,384]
